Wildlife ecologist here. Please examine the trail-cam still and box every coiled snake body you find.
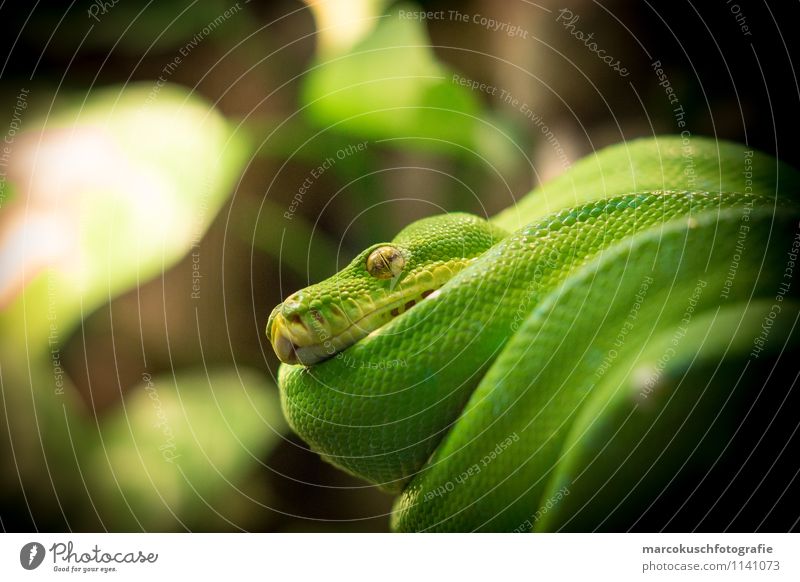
[267,136,800,531]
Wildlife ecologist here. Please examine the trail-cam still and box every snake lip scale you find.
[268,286,440,365]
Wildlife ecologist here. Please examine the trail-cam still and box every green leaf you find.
[86,368,286,530]
[0,83,250,340]
[301,7,483,153]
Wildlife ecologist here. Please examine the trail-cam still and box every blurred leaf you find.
[86,368,286,530]
[306,0,390,55]
[0,83,250,339]
[301,5,484,154]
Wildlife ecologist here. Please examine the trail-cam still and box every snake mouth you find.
[268,288,439,366]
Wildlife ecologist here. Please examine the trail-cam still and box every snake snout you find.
[268,296,351,365]
[272,324,299,364]
[267,310,300,365]
[267,259,466,367]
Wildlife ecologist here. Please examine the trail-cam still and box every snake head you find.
[267,213,505,365]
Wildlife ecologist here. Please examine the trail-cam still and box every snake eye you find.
[366,246,405,279]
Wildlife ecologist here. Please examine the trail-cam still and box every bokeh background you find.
[1,0,798,532]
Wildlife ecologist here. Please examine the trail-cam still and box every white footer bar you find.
[1,533,796,581]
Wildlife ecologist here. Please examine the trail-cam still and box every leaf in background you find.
[301,4,484,154]
[85,368,286,531]
[0,83,250,339]
[306,0,390,56]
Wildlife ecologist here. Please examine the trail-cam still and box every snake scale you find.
[267,136,800,531]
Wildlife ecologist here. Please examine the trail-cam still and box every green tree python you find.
[266,136,800,531]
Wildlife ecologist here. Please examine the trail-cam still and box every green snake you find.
[267,136,800,531]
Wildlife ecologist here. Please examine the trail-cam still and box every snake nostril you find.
[283,293,303,312]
